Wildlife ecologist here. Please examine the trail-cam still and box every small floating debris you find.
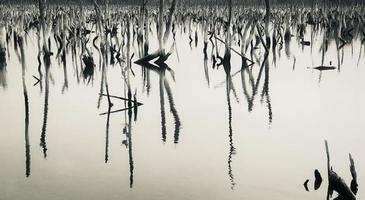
[32,75,41,86]
[314,66,336,71]
[304,179,309,192]
[314,169,322,190]
[300,40,310,46]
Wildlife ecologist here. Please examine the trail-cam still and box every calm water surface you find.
[0,25,364,200]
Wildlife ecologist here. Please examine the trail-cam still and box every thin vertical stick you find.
[325,140,331,200]
[325,140,331,176]
[158,0,164,52]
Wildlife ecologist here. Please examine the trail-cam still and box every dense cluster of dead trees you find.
[0,0,364,145]
[1,0,364,68]
[0,0,363,126]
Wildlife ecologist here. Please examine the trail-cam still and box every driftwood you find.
[99,93,143,106]
[134,50,171,65]
[214,35,254,64]
[314,66,336,71]
[99,106,140,116]
[99,92,143,116]
[325,140,357,200]
[329,171,356,200]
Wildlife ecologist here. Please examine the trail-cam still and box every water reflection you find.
[0,50,6,88]
[217,49,237,190]
[240,59,255,111]
[36,29,43,92]
[40,54,51,159]
[104,106,111,163]
[99,88,140,187]
[127,104,134,188]
[136,61,181,144]
[159,70,167,142]
[61,50,68,93]
[262,53,273,125]
[162,65,181,144]
[0,25,6,89]
[203,42,210,87]
[18,35,31,177]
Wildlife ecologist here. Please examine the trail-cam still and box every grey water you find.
[0,12,364,200]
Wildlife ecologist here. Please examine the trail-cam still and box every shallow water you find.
[0,23,364,200]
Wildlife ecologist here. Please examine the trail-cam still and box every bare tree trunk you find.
[163,0,177,44]
[265,0,271,49]
[265,0,270,18]
[158,0,164,52]
[225,0,232,57]
[38,0,49,54]
[104,0,109,17]
[144,5,149,55]
[323,0,326,12]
